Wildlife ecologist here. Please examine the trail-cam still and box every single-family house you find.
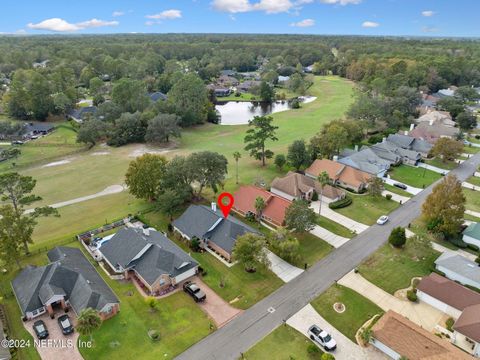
[387,133,433,158]
[463,222,480,248]
[303,65,314,73]
[409,122,460,145]
[270,171,345,202]
[338,147,390,177]
[173,204,260,262]
[416,273,480,357]
[23,122,55,139]
[32,60,49,69]
[435,252,480,289]
[278,75,290,83]
[99,227,198,294]
[232,185,291,227]
[419,93,439,114]
[12,247,119,321]
[370,310,471,360]
[369,140,422,166]
[417,111,456,127]
[148,92,168,102]
[237,80,261,93]
[68,106,98,123]
[220,70,236,77]
[305,159,372,193]
[218,75,239,87]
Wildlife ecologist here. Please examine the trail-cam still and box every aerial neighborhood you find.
[0,3,480,360]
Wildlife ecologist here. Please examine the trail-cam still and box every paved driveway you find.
[382,190,410,203]
[266,249,304,282]
[383,177,422,195]
[310,201,369,234]
[287,304,387,360]
[193,277,242,328]
[23,312,82,360]
[417,162,449,174]
[338,271,448,332]
[310,225,350,248]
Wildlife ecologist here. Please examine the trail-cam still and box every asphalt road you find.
[176,153,480,360]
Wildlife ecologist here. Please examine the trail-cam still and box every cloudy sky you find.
[1,0,478,37]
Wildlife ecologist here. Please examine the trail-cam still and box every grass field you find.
[424,158,457,170]
[245,325,320,360]
[316,215,355,238]
[463,145,480,154]
[294,232,333,267]
[464,188,480,213]
[358,237,440,294]
[389,165,442,188]
[467,176,480,187]
[335,194,399,225]
[311,284,383,342]
[383,183,412,198]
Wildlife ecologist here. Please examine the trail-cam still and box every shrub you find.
[388,227,407,248]
[307,344,320,355]
[385,193,392,201]
[368,134,383,144]
[475,135,480,140]
[329,196,352,209]
[407,289,417,302]
[448,237,468,249]
[359,327,372,345]
[191,236,201,252]
[148,329,160,341]
[290,98,301,109]
[445,317,455,331]
[467,243,480,252]
[321,354,335,360]
[311,191,319,201]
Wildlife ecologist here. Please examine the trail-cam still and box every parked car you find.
[183,281,206,302]
[11,140,24,145]
[393,182,407,190]
[33,320,49,339]
[57,314,74,335]
[308,325,337,351]
[377,215,389,225]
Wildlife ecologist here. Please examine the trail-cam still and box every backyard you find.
[358,236,440,294]
[389,165,442,188]
[245,325,319,360]
[334,194,399,225]
[311,284,383,342]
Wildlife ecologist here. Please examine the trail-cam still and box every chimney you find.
[333,155,338,162]
[354,144,359,152]
[429,119,434,126]
[404,130,408,136]
[143,228,150,236]
[409,123,415,131]
[211,202,217,212]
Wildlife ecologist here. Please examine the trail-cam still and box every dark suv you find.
[183,281,206,302]
[33,320,49,339]
[393,182,408,190]
[57,314,74,335]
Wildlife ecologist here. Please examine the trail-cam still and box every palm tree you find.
[317,171,330,215]
[254,196,266,221]
[76,308,102,342]
[233,151,241,184]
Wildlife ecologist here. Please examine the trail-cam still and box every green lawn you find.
[311,284,383,342]
[383,183,412,198]
[464,188,480,213]
[465,213,480,222]
[358,236,440,294]
[463,145,480,154]
[334,194,399,225]
[467,176,480,187]
[389,165,442,188]
[294,232,333,267]
[424,158,457,170]
[315,215,355,238]
[217,92,257,102]
[245,325,320,360]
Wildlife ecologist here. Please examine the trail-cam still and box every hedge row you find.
[329,196,352,209]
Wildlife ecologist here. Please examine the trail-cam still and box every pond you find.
[215,96,316,125]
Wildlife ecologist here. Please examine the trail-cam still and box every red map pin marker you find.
[217,192,234,218]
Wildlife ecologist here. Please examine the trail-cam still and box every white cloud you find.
[212,0,294,14]
[421,10,435,17]
[362,21,379,28]
[320,0,361,5]
[27,18,118,32]
[112,11,125,17]
[290,18,315,27]
[146,9,182,20]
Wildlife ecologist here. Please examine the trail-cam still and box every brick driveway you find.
[23,312,83,360]
[192,276,242,328]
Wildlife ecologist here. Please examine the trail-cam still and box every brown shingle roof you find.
[417,273,480,312]
[270,172,345,200]
[454,304,480,343]
[305,159,371,189]
[372,311,471,360]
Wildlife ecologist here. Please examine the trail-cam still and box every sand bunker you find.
[42,160,71,168]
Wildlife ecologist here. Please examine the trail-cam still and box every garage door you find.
[175,268,197,284]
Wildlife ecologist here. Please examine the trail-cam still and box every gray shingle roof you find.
[338,148,390,175]
[99,228,198,285]
[387,134,432,155]
[435,252,480,285]
[12,247,118,316]
[173,205,261,255]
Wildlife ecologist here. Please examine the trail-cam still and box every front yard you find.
[466,176,480,187]
[315,215,355,238]
[389,165,442,188]
[424,157,457,170]
[311,284,383,342]
[357,236,440,294]
[294,232,333,267]
[464,188,480,213]
[334,194,399,225]
[245,324,319,360]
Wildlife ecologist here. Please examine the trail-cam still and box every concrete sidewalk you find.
[287,304,387,360]
[265,249,304,283]
[466,209,480,218]
[339,271,448,332]
[462,182,480,191]
[309,225,350,248]
[383,177,422,195]
[310,201,369,234]
[431,242,478,262]
[417,162,449,174]
[382,190,410,204]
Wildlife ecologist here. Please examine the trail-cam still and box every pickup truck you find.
[183,281,206,302]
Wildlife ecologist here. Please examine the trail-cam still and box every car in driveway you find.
[57,314,74,335]
[183,281,206,302]
[308,325,337,351]
[33,320,49,339]
[393,182,407,190]
[376,215,389,225]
